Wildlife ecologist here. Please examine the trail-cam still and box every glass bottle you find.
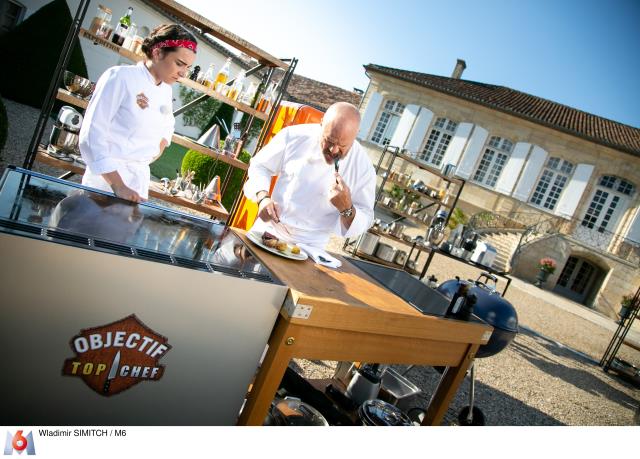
[202,63,216,88]
[122,23,137,50]
[240,82,257,105]
[189,65,200,81]
[257,82,276,113]
[227,70,246,101]
[111,6,133,46]
[223,122,240,156]
[214,57,232,92]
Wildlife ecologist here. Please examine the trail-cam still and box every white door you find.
[573,185,628,251]
[554,256,598,304]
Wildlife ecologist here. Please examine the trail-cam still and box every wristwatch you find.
[339,205,354,218]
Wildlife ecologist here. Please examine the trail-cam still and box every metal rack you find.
[22,0,297,220]
[600,285,640,375]
[345,144,465,279]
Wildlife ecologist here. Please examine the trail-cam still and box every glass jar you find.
[96,21,113,40]
[89,4,112,35]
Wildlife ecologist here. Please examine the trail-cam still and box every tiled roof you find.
[365,64,640,157]
[276,71,362,112]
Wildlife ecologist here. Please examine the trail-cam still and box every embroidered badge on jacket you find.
[136,92,149,109]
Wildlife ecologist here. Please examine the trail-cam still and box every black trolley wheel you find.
[458,406,485,426]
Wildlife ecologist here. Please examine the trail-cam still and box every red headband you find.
[150,39,197,53]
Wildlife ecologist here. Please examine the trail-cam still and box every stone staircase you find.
[476,230,522,272]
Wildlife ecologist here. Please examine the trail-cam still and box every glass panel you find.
[0,168,272,277]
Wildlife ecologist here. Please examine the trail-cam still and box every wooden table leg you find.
[237,317,296,426]
[421,343,479,426]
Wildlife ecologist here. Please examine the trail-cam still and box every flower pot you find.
[534,269,551,288]
[619,305,630,320]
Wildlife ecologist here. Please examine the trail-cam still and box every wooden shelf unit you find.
[78,28,270,121]
[53,89,250,171]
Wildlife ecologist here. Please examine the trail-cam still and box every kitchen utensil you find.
[357,399,413,426]
[359,232,380,255]
[63,71,95,99]
[378,367,422,411]
[346,364,381,406]
[374,243,396,262]
[57,105,83,131]
[394,250,407,266]
[264,397,329,426]
[388,222,405,238]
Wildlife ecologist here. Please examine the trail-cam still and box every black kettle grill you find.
[432,272,519,425]
[437,272,518,357]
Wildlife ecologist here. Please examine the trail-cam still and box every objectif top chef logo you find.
[62,315,171,396]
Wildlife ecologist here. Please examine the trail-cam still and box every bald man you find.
[243,102,376,250]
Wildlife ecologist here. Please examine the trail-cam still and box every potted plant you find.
[534,257,556,287]
[618,294,635,322]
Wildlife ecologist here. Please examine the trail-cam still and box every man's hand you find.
[257,196,281,222]
[329,173,352,213]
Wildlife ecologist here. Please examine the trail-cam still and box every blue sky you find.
[177,0,640,128]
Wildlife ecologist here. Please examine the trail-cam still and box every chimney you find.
[451,59,466,79]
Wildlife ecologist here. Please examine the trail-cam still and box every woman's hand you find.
[102,170,145,203]
[111,183,145,203]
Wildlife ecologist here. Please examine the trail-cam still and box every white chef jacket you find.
[244,123,376,248]
[79,61,174,198]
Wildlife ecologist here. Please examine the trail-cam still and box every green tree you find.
[0,0,87,108]
[181,149,251,210]
[177,86,222,136]
[177,86,263,141]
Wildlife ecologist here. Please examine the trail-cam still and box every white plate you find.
[246,231,308,261]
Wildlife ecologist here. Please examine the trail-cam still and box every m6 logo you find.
[3,431,36,455]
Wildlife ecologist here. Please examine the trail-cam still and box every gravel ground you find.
[2,96,639,425]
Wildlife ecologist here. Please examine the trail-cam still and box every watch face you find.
[341,206,353,217]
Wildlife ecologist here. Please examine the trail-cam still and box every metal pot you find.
[359,232,380,255]
[389,222,405,238]
[357,399,413,426]
[49,125,80,153]
[394,250,407,266]
[264,397,329,426]
[375,243,396,262]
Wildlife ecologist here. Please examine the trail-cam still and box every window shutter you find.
[404,107,434,154]
[441,122,473,168]
[512,145,548,202]
[390,104,420,148]
[555,163,595,219]
[494,142,532,195]
[626,208,640,243]
[455,125,488,179]
[358,91,383,140]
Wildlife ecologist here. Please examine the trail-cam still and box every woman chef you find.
[79,24,197,203]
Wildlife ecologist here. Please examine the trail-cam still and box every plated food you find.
[262,231,301,255]
[246,230,308,261]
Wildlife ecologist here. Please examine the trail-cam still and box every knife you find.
[103,350,121,394]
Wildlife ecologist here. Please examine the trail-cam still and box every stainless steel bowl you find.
[63,71,95,98]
